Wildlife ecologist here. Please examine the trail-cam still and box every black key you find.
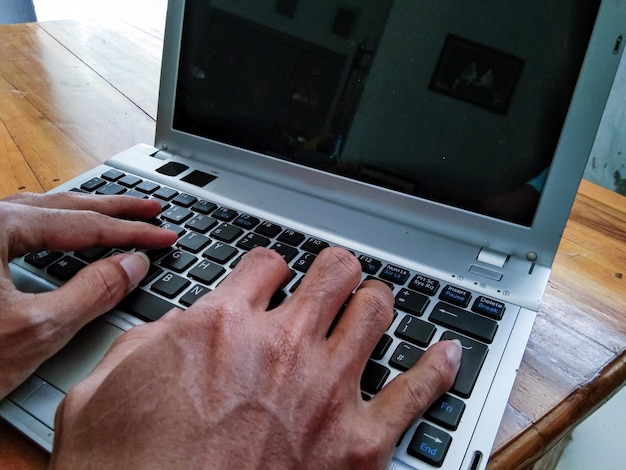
[24,250,62,269]
[359,255,382,275]
[188,260,226,285]
[440,331,488,398]
[191,200,217,214]
[172,193,198,207]
[118,174,142,187]
[154,187,178,201]
[145,247,170,262]
[425,394,466,431]
[395,315,436,347]
[255,222,282,238]
[156,162,188,176]
[139,265,163,287]
[430,302,497,344]
[278,229,305,246]
[124,189,147,199]
[472,296,506,320]
[181,170,216,187]
[153,198,170,212]
[213,207,238,221]
[366,275,394,290]
[371,334,393,360]
[80,177,106,192]
[293,252,316,273]
[119,289,176,321]
[151,272,190,298]
[439,285,471,307]
[159,250,196,273]
[95,182,126,195]
[237,232,271,251]
[270,242,299,263]
[302,238,329,254]
[233,214,260,230]
[74,247,111,262]
[288,275,303,293]
[162,206,193,224]
[159,221,186,238]
[361,360,390,395]
[389,342,424,371]
[101,169,124,181]
[203,242,238,264]
[409,274,440,296]
[408,422,452,467]
[135,180,160,194]
[180,284,211,307]
[379,264,410,285]
[47,256,87,281]
[177,232,211,253]
[211,223,243,243]
[268,290,287,310]
[185,215,217,234]
[394,289,429,316]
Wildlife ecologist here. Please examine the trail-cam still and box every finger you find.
[193,247,290,312]
[368,340,462,433]
[3,191,164,220]
[326,279,394,362]
[6,205,177,258]
[280,247,362,337]
[25,252,153,330]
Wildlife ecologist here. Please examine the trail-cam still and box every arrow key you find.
[408,422,452,467]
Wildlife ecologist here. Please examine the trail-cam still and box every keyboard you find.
[17,167,516,469]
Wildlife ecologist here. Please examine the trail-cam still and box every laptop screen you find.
[173,0,599,227]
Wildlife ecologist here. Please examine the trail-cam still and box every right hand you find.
[52,247,461,469]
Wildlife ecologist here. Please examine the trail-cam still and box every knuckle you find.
[79,261,128,305]
[404,378,435,414]
[324,247,361,276]
[241,246,289,272]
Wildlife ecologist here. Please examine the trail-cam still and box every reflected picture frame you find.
[430,34,524,114]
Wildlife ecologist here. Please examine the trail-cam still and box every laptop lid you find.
[154,0,624,274]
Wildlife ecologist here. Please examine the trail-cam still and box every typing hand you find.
[52,247,461,469]
[0,192,177,399]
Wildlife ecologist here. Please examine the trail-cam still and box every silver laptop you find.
[2,1,624,468]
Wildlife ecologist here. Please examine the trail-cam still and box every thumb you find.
[36,251,151,330]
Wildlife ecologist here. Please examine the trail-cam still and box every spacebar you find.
[119,290,177,322]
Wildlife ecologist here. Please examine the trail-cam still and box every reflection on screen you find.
[174,0,599,226]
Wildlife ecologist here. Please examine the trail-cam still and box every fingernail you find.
[446,339,463,365]
[119,251,151,289]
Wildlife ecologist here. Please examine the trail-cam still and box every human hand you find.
[52,247,462,469]
[0,192,177,399]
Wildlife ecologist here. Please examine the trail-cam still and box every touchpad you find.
[36,319,124,393]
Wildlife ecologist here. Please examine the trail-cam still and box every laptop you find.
[2,0,624,468]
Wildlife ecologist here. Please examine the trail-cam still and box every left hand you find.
[0,191,177,398]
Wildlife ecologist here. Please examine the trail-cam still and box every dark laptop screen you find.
[174,0,599,226]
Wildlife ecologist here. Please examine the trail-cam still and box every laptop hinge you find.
[477,247,509,268]
[152,149,175,160]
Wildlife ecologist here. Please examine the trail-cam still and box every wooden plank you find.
[38,19,163,120]
[489,180,626,468]
[0,23,156,196]
[0,117,43,197]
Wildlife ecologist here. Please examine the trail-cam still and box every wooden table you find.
[1,20,625,470]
